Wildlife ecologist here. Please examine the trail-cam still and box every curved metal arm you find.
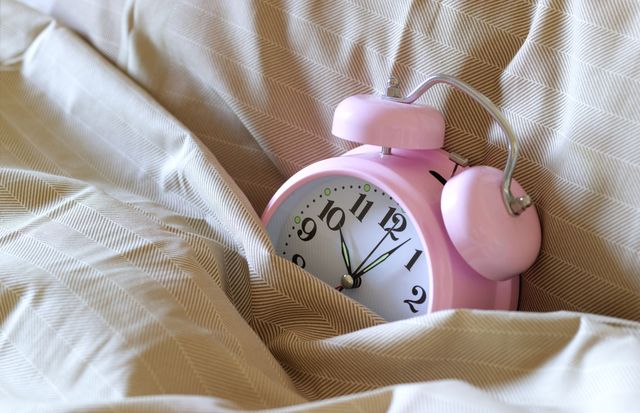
[390,74,531,216]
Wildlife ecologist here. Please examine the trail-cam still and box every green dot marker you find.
[363,184,371,192]
[294,216,301,224]
[324,187,331,196]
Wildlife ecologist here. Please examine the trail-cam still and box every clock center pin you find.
[340,274,361,289]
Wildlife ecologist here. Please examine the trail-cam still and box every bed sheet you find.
[16,0,640,319]
[1,1,639,412]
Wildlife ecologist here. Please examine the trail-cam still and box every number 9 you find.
[297,217,317,241]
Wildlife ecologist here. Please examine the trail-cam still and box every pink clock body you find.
[262,77,541,321]
[262,145,520,320]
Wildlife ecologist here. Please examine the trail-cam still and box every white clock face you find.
[266,176,431,321]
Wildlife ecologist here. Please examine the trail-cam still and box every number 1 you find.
[405,249,423,271]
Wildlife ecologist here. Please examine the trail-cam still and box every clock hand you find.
[335,227,354,292]
[353,238,411,277]
[338,215,406,291]
[338,227,352,275]
[351,221,400,276]
[339,238,411,290]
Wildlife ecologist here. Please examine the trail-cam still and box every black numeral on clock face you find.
[403,285,427,313]
[318,200,346,230]
[405,249,423,271]
[292,254,306,268]
[350,193,374,222]
[297,217,317,241]
[378,207,407,241]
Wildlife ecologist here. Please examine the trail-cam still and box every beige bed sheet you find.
[1,1,639,412]
[18,0,640,320]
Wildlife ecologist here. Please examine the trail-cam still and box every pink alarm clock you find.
[262,74,541,321]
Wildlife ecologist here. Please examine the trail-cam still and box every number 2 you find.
[403,285,427,313]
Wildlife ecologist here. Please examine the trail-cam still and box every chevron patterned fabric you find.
[1,0,639,411]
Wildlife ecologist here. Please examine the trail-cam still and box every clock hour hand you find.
[351,222,398,276]
[339,227,352,275]
[353,238,411,278]
[335,227,354,292]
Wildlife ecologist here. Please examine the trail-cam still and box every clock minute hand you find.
[351,226,395,276]
[353,238,412,278]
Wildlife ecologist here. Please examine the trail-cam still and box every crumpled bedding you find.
[1,1,639,412]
